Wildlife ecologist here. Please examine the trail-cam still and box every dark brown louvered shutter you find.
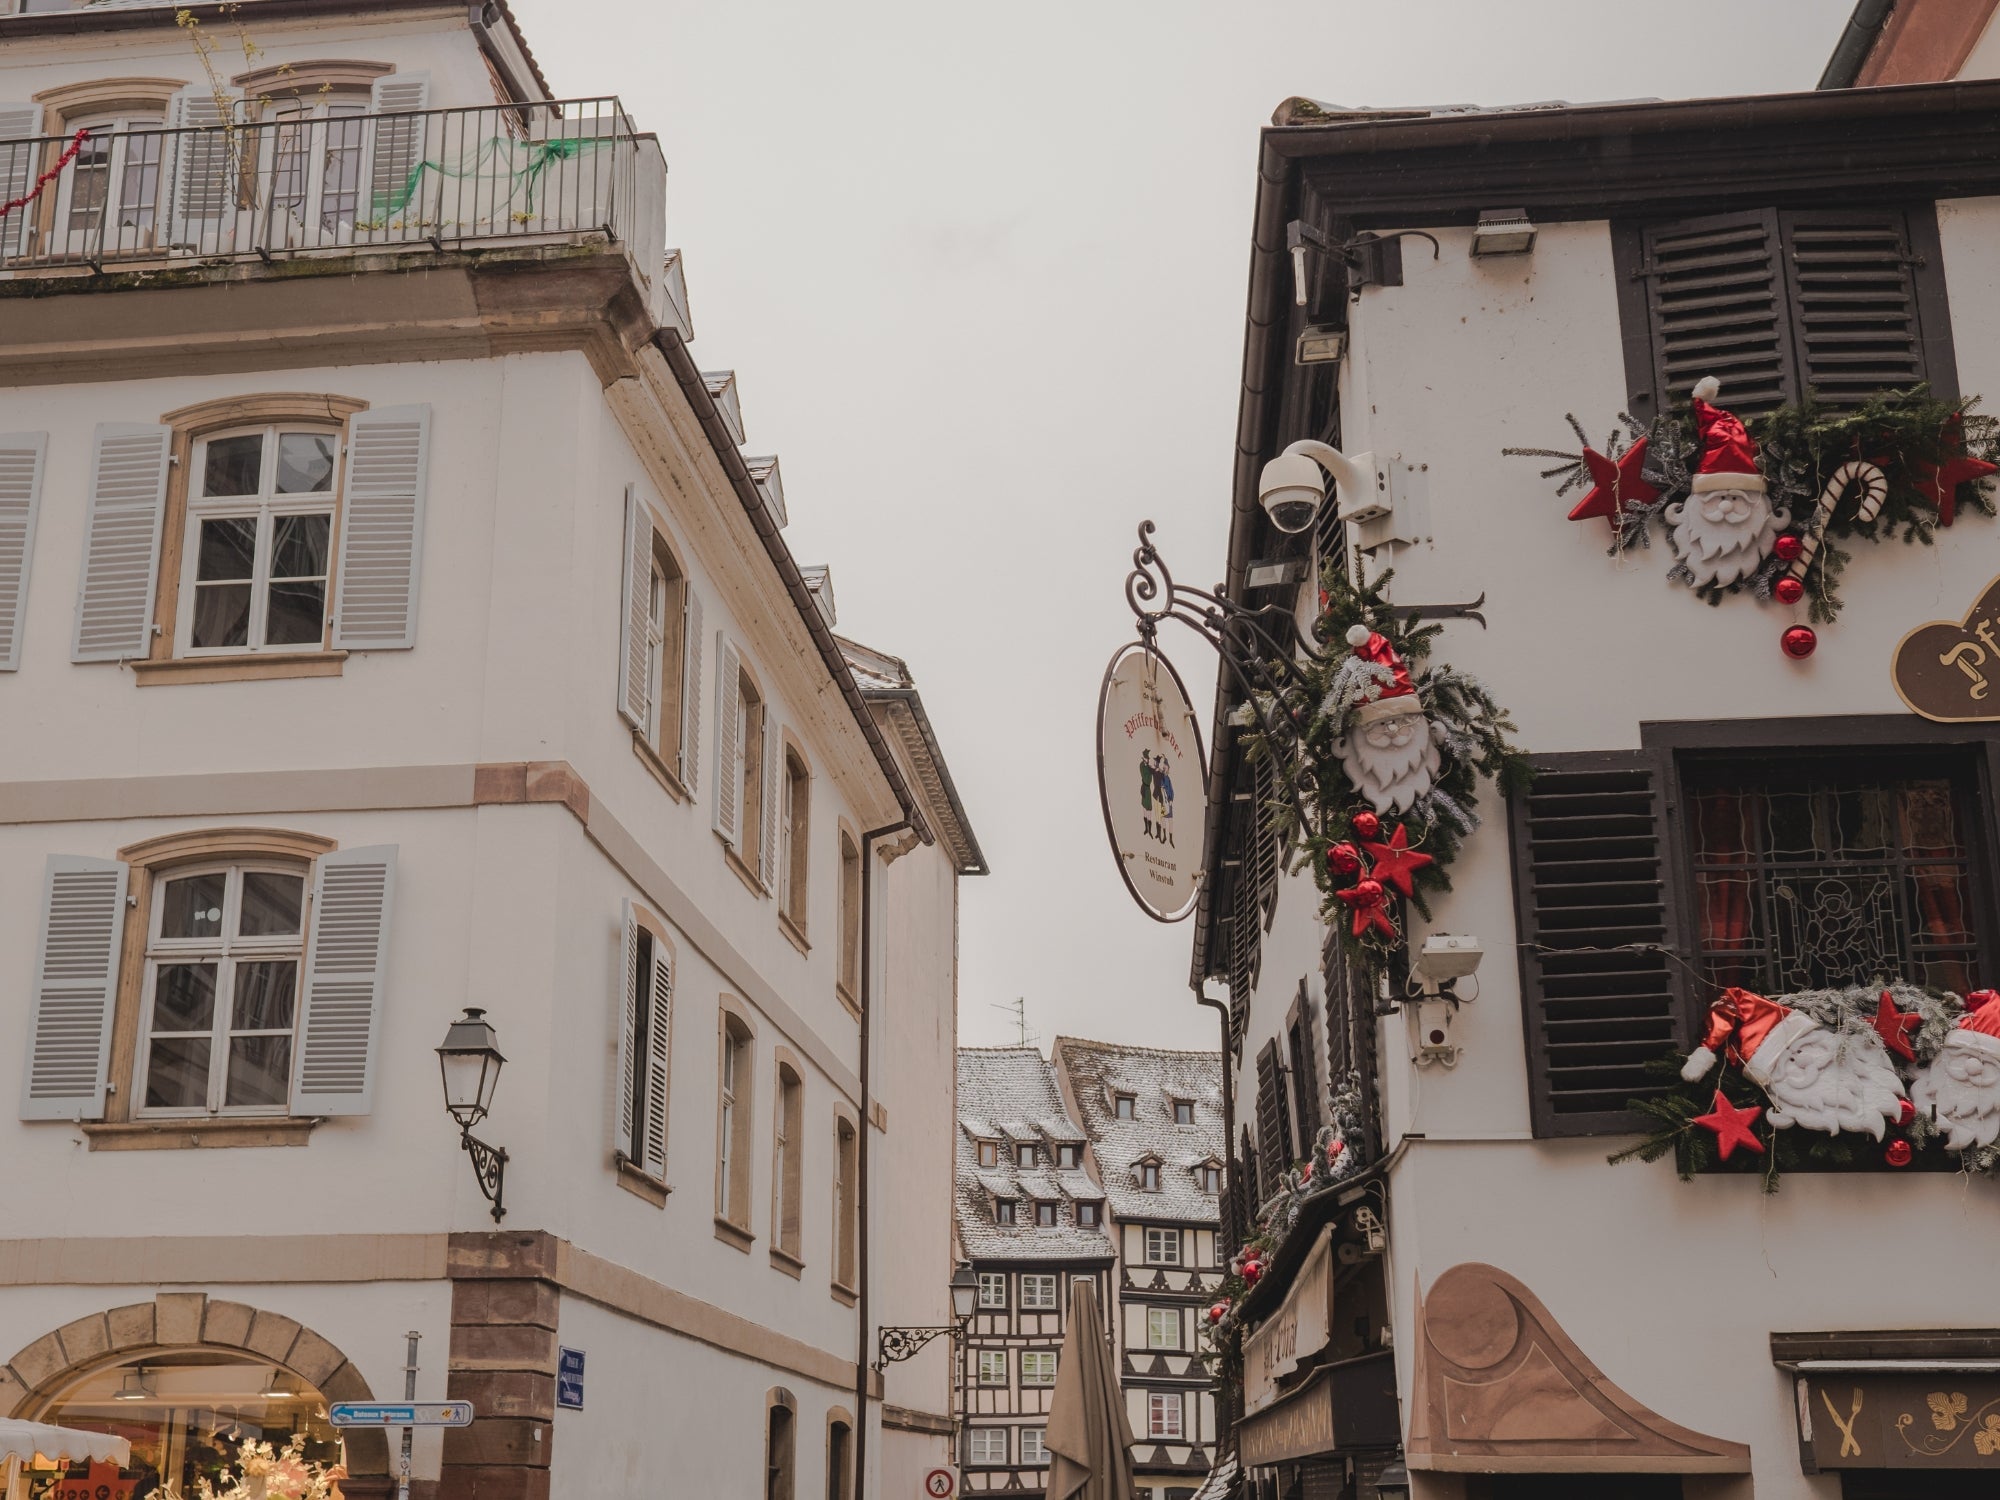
[1234,1126,1258,1241]
[1639,209,1796,416]
[1253,752,1282,927]
[1510,749,1693,1138]
[1287,982,1323,1146]
[1227,897,1256,1054]
[1778,209,1931,408]
[1254,1039,1293,1191]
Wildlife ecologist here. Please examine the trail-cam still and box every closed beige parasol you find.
[1043,1279,1136,1500]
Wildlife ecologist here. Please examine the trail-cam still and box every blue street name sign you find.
[556,1347,585,1410]
[328,1402,475,1429]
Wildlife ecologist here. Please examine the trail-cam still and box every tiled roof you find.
[1054,1037,1224,1224]
[955,1049,1112,1262]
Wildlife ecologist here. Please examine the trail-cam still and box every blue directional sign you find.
[328,1402,475,1429]
[556,1347,585,1410]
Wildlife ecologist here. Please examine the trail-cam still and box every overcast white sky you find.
[520,1,1853,1052]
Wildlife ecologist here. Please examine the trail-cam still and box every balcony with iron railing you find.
[0,96,668,316]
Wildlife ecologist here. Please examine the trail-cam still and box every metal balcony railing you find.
[0,96,657,274]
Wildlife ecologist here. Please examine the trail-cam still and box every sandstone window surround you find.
[769,1052,805,1275]
[714,633,779,897]
[714,997,758,1251]
[63,394,433,685]
[763,1387,796,1500]
[777,737,812,952]
[18,828,397,1150]
[613,900,675,1207]
[824,1408,855,1500]
[830,1108,858,1302]
[618,483,702,802]
[835,824,861,1017]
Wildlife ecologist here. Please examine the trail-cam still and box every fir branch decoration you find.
[1512,385,1999,622]
[1240,564,1529,979]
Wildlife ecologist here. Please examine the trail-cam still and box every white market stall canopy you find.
[0,1419,130,1465]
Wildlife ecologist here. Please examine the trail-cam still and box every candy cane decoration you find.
[1789,460,1889,581]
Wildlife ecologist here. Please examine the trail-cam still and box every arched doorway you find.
[3,1295,388,1498]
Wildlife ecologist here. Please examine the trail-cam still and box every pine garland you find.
[1241,564,1530,975]
[1608,981,1999,1191]
[1513,386,1998,622]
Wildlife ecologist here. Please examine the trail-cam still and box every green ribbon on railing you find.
[371,135,602,221]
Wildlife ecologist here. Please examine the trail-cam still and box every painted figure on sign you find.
[1156,753,1174,821]
[1139,754,1155,813]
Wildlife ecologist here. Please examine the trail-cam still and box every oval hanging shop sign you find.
[1097,643,1207,922]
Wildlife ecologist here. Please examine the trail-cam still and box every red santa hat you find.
[1680,987,1818,1085]
[1689,376,1767,495]
[1342,625,1423,726]
[1942,989,2000,1062]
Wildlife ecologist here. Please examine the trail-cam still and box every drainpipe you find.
[1195,985,1238,1449]
[853,818,910,1498]
[1818,0,1895,89]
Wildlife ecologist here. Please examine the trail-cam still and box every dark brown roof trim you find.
[649,330,932,847]
[0,0,555,101]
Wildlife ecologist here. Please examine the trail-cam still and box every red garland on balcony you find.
[0,129,90,221]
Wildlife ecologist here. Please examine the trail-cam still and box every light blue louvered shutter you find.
[71,424,170,663]
[21,855,126,1121]
[0,106,40,263]
[617,485,652,731]
[331,405,431,650]
[165,85,238,254]
[0,433,47,670]
[679,586,703,791]
[291,846,396,1116]
[712,633,742,846]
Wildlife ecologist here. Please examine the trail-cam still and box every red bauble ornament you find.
[1350,810,1381,840]
[1242,1260,1263,1285]
[1327,1138,1346,1162]
[1886,1138,1914,1168]
[1773,576,1805,605]
[1299,1161,1314,1183]
[1327,842,1362,876]
[1773,533,1804,562]
[1351,878,1383,904]
[1898,1099,1917,1127]
[1781,625,1817,660]
[1208,1302,1228,1324]
[1691,1090,1764,1161]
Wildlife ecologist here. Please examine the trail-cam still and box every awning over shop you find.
[1405,1263,1751,1474]
[0,1422,130,1467]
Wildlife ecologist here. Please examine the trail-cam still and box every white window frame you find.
[1144,1227,1181,1265]
[642,557,670,745]
[1019,1427,1049,1466]
[136,860,309,1118]
[52,109,168,257]
[1019,1274,1057,1311]
[1146,1308,1182,1350]
[1147,1392,1183,1440]
[179,424,341,657]
[976,1349,1007,1387]
[1019,1350,1056,1387]
[967,1427,1007,1466]
[977,1272,1007,1309]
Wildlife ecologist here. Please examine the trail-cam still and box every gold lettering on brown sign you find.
[1893,573,2000,722]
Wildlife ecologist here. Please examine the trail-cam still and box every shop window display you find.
[33,1355,341,1500]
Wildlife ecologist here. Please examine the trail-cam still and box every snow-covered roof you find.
[955,1049,1113,1262]
[1054,1037,1224,1224]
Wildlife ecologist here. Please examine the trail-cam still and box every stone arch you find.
[0,1292,390,1476]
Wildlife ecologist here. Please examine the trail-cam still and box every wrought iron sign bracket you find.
[460,1130,509,1222]
[873,1323,960,1373]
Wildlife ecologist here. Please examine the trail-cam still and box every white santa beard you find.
[1672,502,1781,588]
[1337,724,1440,815]
[1761,1037,1906,1139]
[1913,1055,2000,1151]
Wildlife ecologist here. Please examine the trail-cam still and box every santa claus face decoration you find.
[1666,484,1789,589]
[1336,705,1441,815]
[1913,1043,2000,1151]
[1756,1028,1907,1139]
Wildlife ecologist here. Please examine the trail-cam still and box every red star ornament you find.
[1692,1090,1765,1161]
[1870,989,1922,1061]
[1916,417,1998,527]
[1568,438,1660,530]
[1360,823,1436,898]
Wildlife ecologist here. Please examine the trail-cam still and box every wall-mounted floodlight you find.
[1470,208,1537,257]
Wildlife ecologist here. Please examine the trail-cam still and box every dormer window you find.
[1017,1142,1037,1168]
[1139,1160,1161,1192]
[1056,1142,1082,1169]
[1079,1202,1101,1229]
[1173,1099,1195,1126]
[977,1139,999,1168]
[995,1198,1018,1226]
[1034,1200,1057,1227]
[1114,1094,1136,1120]
[1199,1163,1222,1194]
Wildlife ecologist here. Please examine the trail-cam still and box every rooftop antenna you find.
[991,996,1037,1048]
